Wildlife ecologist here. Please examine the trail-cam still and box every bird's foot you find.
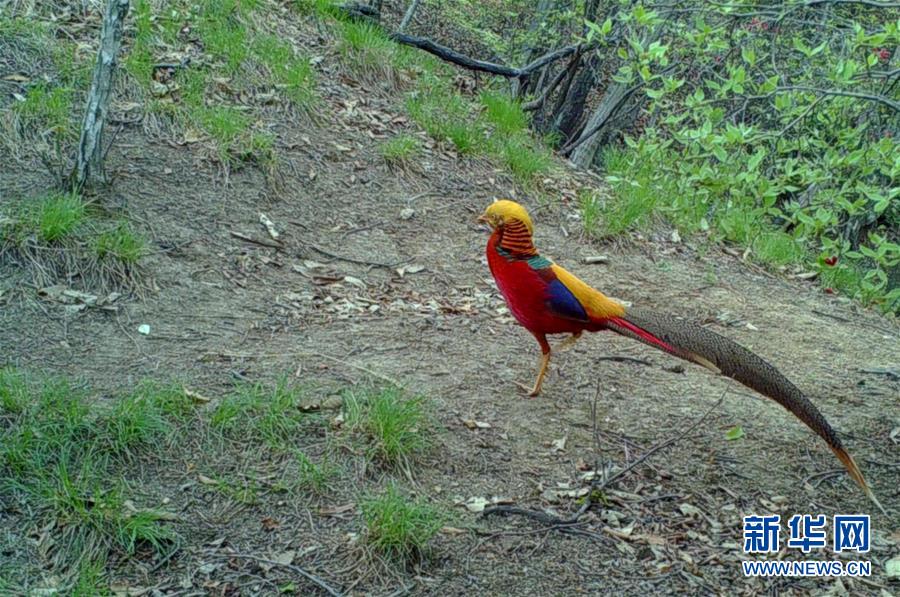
[514,380,541,397]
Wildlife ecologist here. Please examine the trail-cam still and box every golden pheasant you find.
[479,199,882,509]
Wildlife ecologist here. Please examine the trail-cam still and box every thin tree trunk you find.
[550,53,597,139]
[542,0,600,141]
[563,82,630,158]
[569,11,671,168]
[398,0,422,32]
[71,0,130,191]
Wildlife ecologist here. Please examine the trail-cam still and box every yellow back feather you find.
[551,263,626,320]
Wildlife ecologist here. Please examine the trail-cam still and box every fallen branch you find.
[230,230,283,249]
[214,552,343,597]
[309,243,405,269]
[389,33,579,79]
[389,33,521,77]
[205,351,402,386]
[594,390,727,491]
[522,48,584,111]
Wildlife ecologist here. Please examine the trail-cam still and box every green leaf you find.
[747,148,766,172]
[725,426,744,441]
[793,37,811,57]
[741,46,755,66]
[601,17,613,36]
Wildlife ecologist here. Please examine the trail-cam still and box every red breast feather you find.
[487,231,587,336]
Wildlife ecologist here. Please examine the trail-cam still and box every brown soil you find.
[1,9,898,597]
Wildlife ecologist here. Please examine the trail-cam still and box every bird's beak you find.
[476,214,492,232]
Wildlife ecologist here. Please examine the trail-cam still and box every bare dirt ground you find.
[2,12,899,597]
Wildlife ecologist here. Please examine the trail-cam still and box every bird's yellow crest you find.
[480,200,534,236]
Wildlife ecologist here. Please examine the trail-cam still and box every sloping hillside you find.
[1,2,898,595]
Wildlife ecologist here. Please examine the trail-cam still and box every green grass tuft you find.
[579,189,603,234]
[200,21,249,75]
[361,484,443,561]
[38,193,85,242]
[124,0,155,83]
[378,134,421,167]
[71,557,109,597]
[293,0,342,18]
[252,35,318,110]
[294,450,336,493]
[587,148,663,237]
[339,20,392,55]
[498,136,552,183]
[753,231,807,266]
[0,370,178,571]
[140,383,196,421]
[192,105,250,146]
[337,20,409,85]
[212,378,312,449]
[343,387,430,464]
[480,92,528,135]
[0,367,29,414]
[717,205,761,246]
[407,91,481,154]
[96,390,171,458]
[175,69,208,110]
[14,84,74,140]
[93,223,145,263]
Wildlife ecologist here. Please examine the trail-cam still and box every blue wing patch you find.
[546,279,589,321]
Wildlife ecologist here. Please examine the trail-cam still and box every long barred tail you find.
[605,307,883,512]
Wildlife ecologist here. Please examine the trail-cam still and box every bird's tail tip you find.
[831,446,887,515]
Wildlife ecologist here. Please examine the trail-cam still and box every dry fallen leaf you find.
[183,386,211,403]
[550,437,567,452]
[464,497,489,513]
[183,128,202,143]
[319,503,355,516]
[258,213,280,240]
[583,255,609,264]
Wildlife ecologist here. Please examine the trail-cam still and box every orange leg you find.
[515,334,553,397]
